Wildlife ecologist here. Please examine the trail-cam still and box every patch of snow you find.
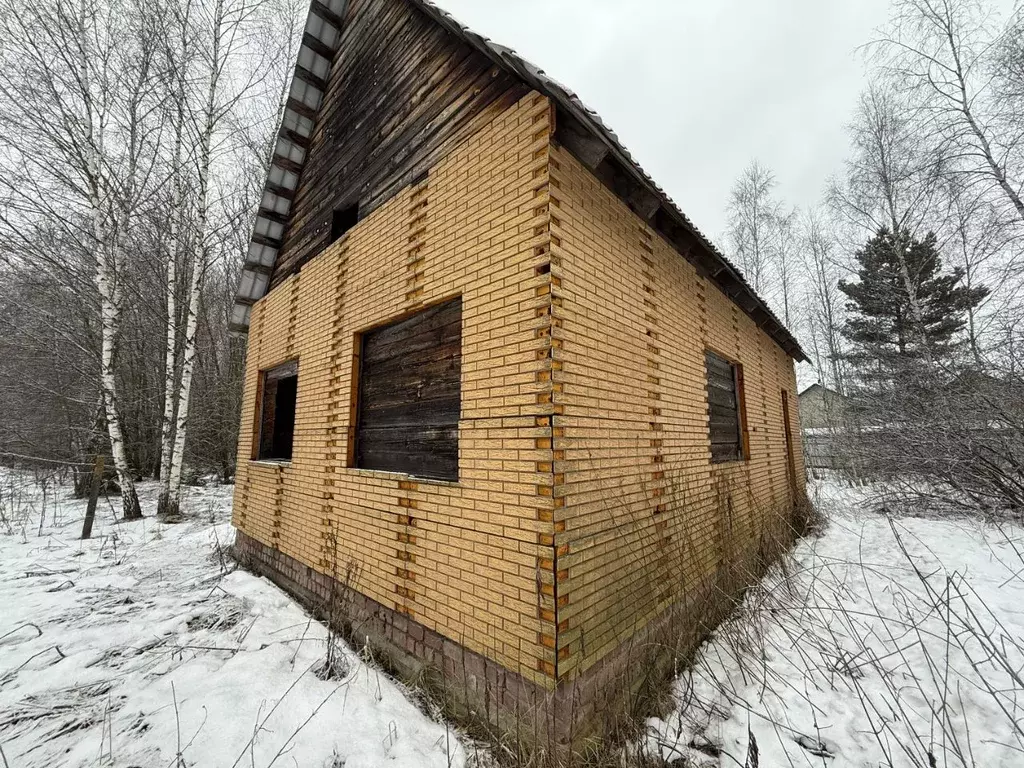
[642,477,1024,767]
[0,471,471,768]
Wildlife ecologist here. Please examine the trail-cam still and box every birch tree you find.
[0,0,163,520]
[773,208,798,328]
[156,0,192,515]
[727,160,780,298]
[801,208,849,393]
[941,174,1015,363]
[878,0,1024,230]
[159,0,285,516]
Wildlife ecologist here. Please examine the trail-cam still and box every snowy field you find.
[2,471,1023,767]
[643,479,1024,768]
[0,472,471,768]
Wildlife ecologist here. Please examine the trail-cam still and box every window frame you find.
[351,297,462,482]
[704,349,749,464]
[253,359,299,463]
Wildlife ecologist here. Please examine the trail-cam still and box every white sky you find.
[433,0,895,244]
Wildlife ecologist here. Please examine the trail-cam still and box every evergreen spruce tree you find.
[839,228,987,386]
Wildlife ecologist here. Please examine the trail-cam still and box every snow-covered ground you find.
[0,472,471,768]
[3,470,1023,768]
[643,478,1024,768]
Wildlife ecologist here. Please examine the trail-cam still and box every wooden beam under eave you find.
[265,182,297,201]
[627,188,660,221]
[293,67,329,94]
[737,291,760,313]
[257,209,290,226]
[251,234,282,249]
[555,112,609,170]
[311,0,346,28]
[300,32,337,61]
[243,262,274,277]
[270,154,304,176]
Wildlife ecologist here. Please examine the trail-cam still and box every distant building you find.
[799,383,849,471]
[228,0,807,752]
[799,383,847,431]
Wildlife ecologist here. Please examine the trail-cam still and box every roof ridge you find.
[230,0,807,362]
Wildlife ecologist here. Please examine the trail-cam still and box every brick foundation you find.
[234,522,791,757]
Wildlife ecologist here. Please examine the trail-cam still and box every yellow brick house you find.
[229,0,807,751]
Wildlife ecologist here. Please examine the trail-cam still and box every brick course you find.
[548,145,806,682]
[235,92,559,688]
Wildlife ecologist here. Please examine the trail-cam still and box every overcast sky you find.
[434,0,895,244]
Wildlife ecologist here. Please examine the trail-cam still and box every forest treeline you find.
[1,0,1022,519]
[731,0,1024,513]
[0,0,307,517]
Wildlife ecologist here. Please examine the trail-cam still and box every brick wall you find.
[234,91,560,689]
[233,89,806,747]
[547,145,806,682]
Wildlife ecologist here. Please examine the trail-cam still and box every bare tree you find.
[801,208,849,393]
[727,160,781,298]
[160,0,297,516]
[773,207,799,329]
[878,0,1024,230]
[941,173,1018,363]
[0,0,169,519]
[156,0,193,514]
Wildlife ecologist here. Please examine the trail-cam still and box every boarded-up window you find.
[355,298,461,481]
[705,351,745,463]
[256,360,298,461]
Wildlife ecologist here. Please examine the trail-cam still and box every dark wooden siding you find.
[705,351,744,463]
[269,0,530,288]
[355,297,461,480]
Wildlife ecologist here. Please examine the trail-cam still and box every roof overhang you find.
[229,0,807,363]
[229,0,348,335]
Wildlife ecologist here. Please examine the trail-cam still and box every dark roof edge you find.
[230,0,807,362]
[409,0,806,362]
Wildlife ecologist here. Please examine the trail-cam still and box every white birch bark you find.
[165,0,223,515]
[79,2,142,520]
[157,61,187,517]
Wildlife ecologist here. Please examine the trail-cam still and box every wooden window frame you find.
[705,349,750,464]
[351,297,462,482]
[253,359,299,462]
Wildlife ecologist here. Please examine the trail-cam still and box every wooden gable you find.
[232,0,806,363]
[269,0,530,288]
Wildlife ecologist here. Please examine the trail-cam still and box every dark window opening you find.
[354,298,462,481]
[705,350,746,464]
[256,360,298,461]
[331,204,359,242]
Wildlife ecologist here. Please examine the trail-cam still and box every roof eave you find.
[230,0,808,364]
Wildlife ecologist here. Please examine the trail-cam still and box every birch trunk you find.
[156,211,179,510]
[165,0,222,516]
[157,74,187,517]
[91,210,142,520]
[165,247,205,515]
[79,0,142,521]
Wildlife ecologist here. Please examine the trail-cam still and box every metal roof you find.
[230,0,807,362]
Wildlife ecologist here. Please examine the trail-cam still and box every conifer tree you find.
[839,228,987,383]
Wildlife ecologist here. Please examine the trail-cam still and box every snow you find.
[643,477,1024,767]
[5,469,1023,768]
[0,472,471,768]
